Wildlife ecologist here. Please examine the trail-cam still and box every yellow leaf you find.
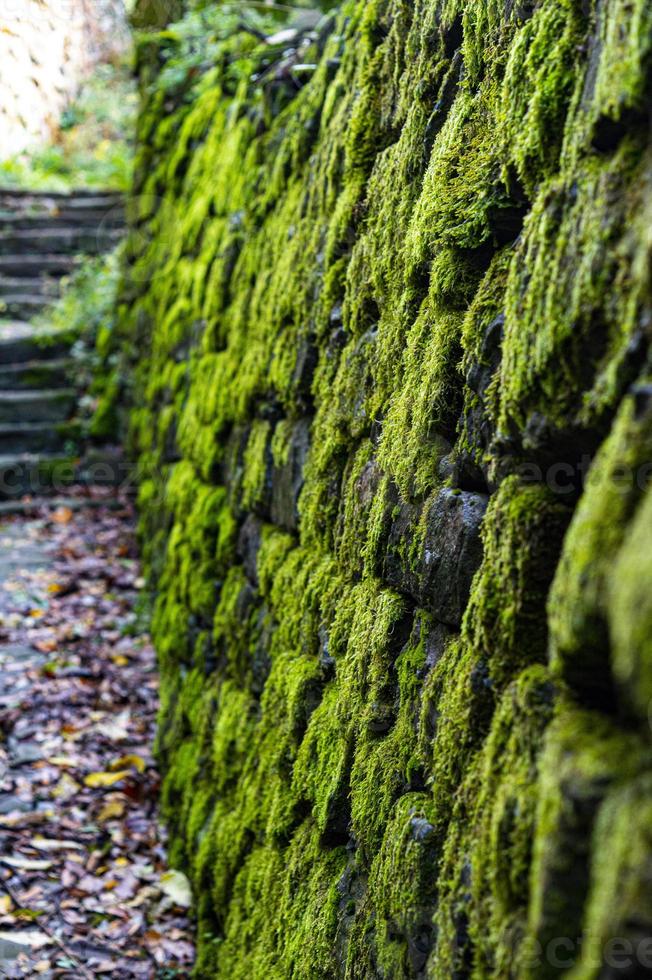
[52,507,73,525]
[97,800,125,823]
[47,583,62,594]
[29,609,44,619]
[0,895,13,915]
[54,774,81,799]
[109,754,146,774]
[112,655,129,666]
[84,770,131,789]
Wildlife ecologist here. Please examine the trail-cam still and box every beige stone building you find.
[0,0,129,155]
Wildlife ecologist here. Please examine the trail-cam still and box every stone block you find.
[383,488,488,627]
[270,418,311,532]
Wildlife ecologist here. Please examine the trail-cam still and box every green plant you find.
[0,59,138,191]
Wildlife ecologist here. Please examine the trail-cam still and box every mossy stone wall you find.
[118,0,652,975]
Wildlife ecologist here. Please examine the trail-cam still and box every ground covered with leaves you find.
[0,492,194,977]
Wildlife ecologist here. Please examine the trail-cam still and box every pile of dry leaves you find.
[0,492,195,977]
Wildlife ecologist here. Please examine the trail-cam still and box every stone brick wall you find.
[114,1,652,976]
[0,0,129,155]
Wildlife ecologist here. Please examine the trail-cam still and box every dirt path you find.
[0,491,194,978]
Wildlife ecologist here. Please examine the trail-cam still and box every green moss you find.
[526,703,647,979]
[498,1,581,197]
[359,792,439,977]
[240,420,272,512]
[568,0,652,158]
[464,477,570,683]
[609,487,652,722]
[549,394,652,709]
[115,0,652,974]
[497,142,650,449]
[568,772,652,979]
[434,666,556,978]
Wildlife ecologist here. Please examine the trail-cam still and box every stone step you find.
[0,211,125,231]
[0,189,123,211]
[0,294,53,319]
[0,255,80,277]
[0,186,126,501]
[0,227,123,255]
[0,448,129,500]
[0,276,61,296]
[0,421,82,455]
[0,389,77,424]
[0,186,122,198]
[0,453,76,499]
[77,447,132,489]
[0,358,76,390]
[0,322,72,363]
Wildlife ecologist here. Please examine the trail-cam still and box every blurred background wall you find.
[0,0,129,155]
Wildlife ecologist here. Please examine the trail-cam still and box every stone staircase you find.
[0,189,126,500]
